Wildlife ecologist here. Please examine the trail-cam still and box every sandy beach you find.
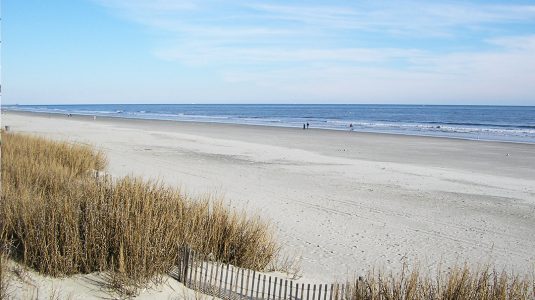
[3,111,535,282]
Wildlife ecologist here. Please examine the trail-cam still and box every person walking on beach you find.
[349,123,354,131]
[303,123,306,130]
[306,122,309,129]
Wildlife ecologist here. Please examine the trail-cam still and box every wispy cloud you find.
[92,0,535,103]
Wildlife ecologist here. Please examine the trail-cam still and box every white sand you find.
[2,111,535,296]
[5,261,196,300]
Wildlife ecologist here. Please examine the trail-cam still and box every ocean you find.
[4,104,535,143]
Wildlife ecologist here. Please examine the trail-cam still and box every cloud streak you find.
[93,0,535,103]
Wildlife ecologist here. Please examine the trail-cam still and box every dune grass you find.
[340,264,534,300]
[0,131,278,290]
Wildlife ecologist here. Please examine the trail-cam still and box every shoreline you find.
[4,109,535,145]
[4,110,535,179]
[2,110,535,281]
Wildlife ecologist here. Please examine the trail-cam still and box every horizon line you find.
[3,103,535,107]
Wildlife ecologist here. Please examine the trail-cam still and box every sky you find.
[2,0,535,105]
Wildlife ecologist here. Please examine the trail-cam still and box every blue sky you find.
[3,0,535,105]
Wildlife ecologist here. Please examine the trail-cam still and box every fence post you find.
[180,246,185,283]
[268,276,272,300]
[262,275,266,299]
[219,263,225,297]
[235,268,241,296]
[188,250,193,287]
[176,245,183,282]
[229,265,235,298]
[318,284,322,300]
[214,262,220,294]
[198,259,203,290]
[329,284,334,300]
[175,245,180,281]
[284,280,288,300]
[209,261,215,292]
[193,251,198,287]
[225,264,230,297]
[250,271,256,300]
[256,274,261,299]
[273,277,278,300]
[289,281,293,300]
[279,279,283,300]
[203,260,209,291]
[188,248,193,286]
[184,247,190,286]
[240,268,245,299]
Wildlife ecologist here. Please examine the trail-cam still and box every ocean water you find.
[5,104,535,143]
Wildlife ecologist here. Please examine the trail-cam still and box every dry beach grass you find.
[0,131,278,293]
[341,264,534,300]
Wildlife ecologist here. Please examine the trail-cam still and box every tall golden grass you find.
[340,264,534,300]
[0,132,278,289]
[343,265,535,300]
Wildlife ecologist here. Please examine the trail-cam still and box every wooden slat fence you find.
[171,247,347,300]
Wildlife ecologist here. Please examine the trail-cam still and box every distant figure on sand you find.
[303,124,306,130]
[306,122,309,129]
[349,123,354,131]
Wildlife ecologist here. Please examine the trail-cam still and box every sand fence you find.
[172,246,344,300]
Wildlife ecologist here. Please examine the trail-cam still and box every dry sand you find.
[3,111,535,286]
